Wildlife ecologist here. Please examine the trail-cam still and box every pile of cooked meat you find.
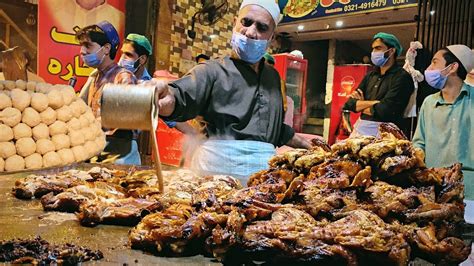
[0,236,103,264]
[12,123,471,265]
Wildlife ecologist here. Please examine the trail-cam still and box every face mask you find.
[82,46,105,68]
[231,32,269,64]
[371,49,392,67]
[424,65,451,90]
[118,57,139,73]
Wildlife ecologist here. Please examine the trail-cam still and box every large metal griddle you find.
[0,164,473,265]
[0,163,220,265]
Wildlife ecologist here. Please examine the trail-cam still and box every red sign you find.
[328,65,371,145]
[156,120,185,167]
[37,0,127,91]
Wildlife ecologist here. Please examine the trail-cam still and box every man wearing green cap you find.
[119,33,153,81]
[343,32,414,136]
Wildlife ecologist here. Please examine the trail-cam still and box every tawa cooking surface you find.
[1,164,473,265]
[0,163,220,265]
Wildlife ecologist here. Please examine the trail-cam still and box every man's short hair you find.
[76,25,118,60]
[441,48,468,80]
[124,39,150,57]
[196,54,210,63]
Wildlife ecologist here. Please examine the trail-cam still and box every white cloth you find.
[403,82,418,118]
[446,45,474,73]
[190,140,275,186]
[349,119,382,138]
[402,41,424,118]
[284,96,294,127]
[240,0,281,25]
[465,200,474,224]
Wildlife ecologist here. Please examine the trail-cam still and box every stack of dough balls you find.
[0,80,106,172]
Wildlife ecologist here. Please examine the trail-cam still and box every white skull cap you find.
[240,0,281,26]
[446,45,474,73]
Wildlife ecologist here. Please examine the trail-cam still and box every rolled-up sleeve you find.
[164,64,215,122]
[343,98,357,112]
[412,102,426,151]
[343,75,369,112]
[371,72,414,121]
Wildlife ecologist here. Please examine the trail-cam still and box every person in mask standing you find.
[76,21,140,165]
[150,0,311,184]
[412,45,474,215]
[118,33,153,81]
[343,32,414,137]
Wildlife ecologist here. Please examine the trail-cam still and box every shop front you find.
[0,1,473,265]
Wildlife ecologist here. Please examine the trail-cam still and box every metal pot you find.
[100,83,157,130]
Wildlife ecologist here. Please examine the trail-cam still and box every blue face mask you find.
[424,65,451,90]
[231,32,269,64]
[82,46,105,68]
[371,49,393,67]
[118,57,139,73]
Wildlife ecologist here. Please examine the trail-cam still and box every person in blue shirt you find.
[118,33,152,81]
[412,45,473,209]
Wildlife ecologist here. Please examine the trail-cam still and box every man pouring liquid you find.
[151,0,311,184]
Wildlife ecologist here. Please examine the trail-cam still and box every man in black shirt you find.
[152,0,311,181]
[343,32,414,136]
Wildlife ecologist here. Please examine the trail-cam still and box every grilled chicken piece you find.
[409,164,464,203]
[228,183,287,206]
[409,167,444,186]
[293,151,328,171]
[128,176,241,255]
[331,136,376,156]
[350,166,372,187]
[380,155,419,176]
[247,168,297,187]
[439,163,464,183]
[310,138,332,152]
[307,159,371,189]
[268,149,307,168]
[410,223,471,264]
[208,203,293,260]
[379,122,408,140]
[146,175,203,208]
[181,212,228,241]
[78,197,161,227]
[358,139,400,161]
[404,202,464,223]
[129,204,194,254]
[116,169,159,189]
[437,181,464,203]
[40,182,126,212]
[268,147,330,172]
[12,170,92,199]
[230,170,304,205]
[12,167,125,200]
[297,186,358,218]
[363,181,431,219]
[241,208,356,265]
[87,166,125,181]
[192,175,242,211]
[317,210,411,266]
[364,181,464,223]
[127,186,162,198]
